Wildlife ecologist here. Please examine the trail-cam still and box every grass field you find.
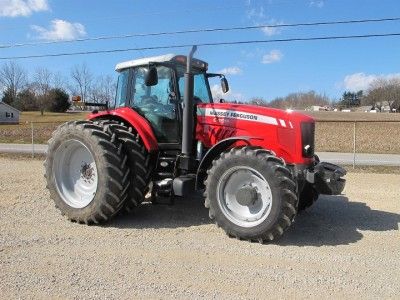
[0,111,87,144]
[308,111,400,154]
[305,111,400,121]
[1,111,399,154]
[17,111,88,123]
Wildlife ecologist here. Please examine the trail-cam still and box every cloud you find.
[211,84,244,102]
[0,0,49,17]
[31,19,86,41]
[343,72,400,91]
[218,67,242,76]
[260,19,283,36]
[309,0,324,8]
[245,5,282,37]
[246,6,265,19]
[262,50,283,64]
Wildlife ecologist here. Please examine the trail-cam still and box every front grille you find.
[301,122,315,158]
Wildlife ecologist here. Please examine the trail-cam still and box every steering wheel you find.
[141,95,158,105]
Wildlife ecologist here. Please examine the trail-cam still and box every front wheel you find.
[204,147,298,243]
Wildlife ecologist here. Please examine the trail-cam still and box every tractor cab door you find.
[129,66,180,143]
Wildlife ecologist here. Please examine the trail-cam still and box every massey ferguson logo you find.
[209,109,258,121]
[201,108,282,127]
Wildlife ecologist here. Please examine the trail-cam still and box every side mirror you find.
[145,66,158,86]
[221,77,229,93]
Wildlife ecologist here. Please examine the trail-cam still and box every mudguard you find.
[88,107,158,152]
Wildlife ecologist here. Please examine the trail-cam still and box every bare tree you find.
[52,71,69,91]
[267,91,330,109]
[363,78,400,112]
[386,78,400,112]
[89,75,115,105]
[0,61,27,104]
[33,67,53,115]
[70,63,92,103]
[249,97,268,106]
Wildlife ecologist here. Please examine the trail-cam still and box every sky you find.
[0,0,400,102]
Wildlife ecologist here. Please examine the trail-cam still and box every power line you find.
[1,32,400,60]
[1,16,400,49]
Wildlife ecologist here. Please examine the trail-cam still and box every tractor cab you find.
[114,54,226,144]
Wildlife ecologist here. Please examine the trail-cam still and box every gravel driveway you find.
[0,158,399,299]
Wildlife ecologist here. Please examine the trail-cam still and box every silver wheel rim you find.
[53,139,98,208]
[216,166,273,228]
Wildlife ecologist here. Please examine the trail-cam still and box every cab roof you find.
[115,54,208,72]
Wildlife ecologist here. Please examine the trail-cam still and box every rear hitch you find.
[306,162,347,195]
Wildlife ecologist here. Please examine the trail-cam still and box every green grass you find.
[18,111,88,123]
[0,111,87,144]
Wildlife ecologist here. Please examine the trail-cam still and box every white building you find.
[0,102,20,124]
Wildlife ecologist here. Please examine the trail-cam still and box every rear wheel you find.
[44,121,130,224]
[204,147,298,242]
[95,120,154,211]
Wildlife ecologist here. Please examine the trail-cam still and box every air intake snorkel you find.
[179,45,197,171]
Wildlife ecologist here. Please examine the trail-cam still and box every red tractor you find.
[45,46,346,242]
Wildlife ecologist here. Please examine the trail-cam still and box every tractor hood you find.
[197,102,315,125]
[196,103,315,165]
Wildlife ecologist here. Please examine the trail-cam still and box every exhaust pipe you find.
[181,45,197,158]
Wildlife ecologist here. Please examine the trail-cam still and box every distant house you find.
[311,105,330,111]
[0,102,20,124]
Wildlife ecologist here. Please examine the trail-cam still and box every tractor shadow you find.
[108,194,400,247]
[107,193,212,229]
[278,195,400,246]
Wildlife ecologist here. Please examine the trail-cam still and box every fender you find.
[195,136,262,189]
[88,107,158,152]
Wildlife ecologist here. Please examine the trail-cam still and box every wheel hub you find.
[53,139,98,209]
[81,162,95,183]
[235,185,259,206]
[216,166,273,228]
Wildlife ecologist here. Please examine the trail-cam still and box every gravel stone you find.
[0,158,399,299]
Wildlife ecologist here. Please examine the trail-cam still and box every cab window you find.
[115,69,129,107]
[177,67,212,103]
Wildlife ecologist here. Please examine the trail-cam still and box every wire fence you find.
[315,120,400,167]
[1,120,400,167]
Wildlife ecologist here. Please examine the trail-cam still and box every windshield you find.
[177,67,212,103]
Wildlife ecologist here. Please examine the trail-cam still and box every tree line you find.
[0,61,115,114]
[239,80,400,112]
[247,91,331,110]
[358,78,400,112]
[2,60,399,113]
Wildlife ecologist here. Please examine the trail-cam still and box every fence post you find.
[31,122,34,158]
[352,121,356,169]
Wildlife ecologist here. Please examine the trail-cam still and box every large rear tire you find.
[204,147,298,243]
[95,120,154,212]
[44,121,130,224]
